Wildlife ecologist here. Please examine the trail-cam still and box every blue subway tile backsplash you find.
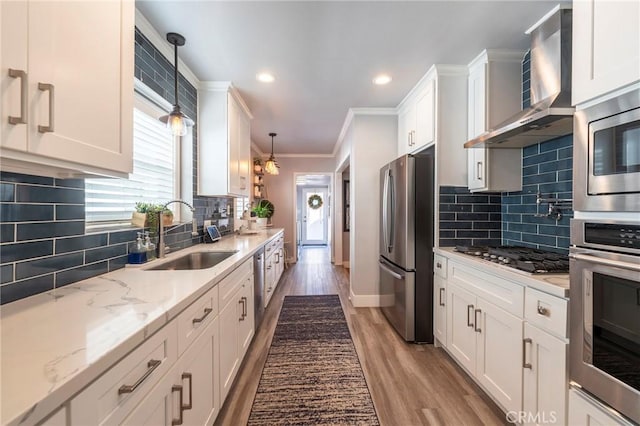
[0,27,235,305]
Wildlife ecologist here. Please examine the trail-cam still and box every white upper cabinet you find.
[466,50,523,192]
[397,65,467,186]
[198,83,252,197]
[397,77,434,156]
[572,0,640,105]
[1,0,134,178]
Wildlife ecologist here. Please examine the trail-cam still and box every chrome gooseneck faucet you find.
[158,199,197,258]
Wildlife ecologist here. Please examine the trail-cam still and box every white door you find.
[301,187,328,245]
[523,323,568,426]
[476,297,524,414]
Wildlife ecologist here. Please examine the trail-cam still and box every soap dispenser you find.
[144,232,156,261]
[128,232,147,264]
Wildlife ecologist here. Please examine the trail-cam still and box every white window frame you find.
[85,79,193,229]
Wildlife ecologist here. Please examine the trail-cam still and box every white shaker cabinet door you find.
[446,282,477,374]
[475,297,523,414]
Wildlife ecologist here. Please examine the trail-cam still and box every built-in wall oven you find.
[574,88,640,212]
[570,219,640,424]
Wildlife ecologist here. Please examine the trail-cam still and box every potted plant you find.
[252,199,274,228]
[132,202,174,234]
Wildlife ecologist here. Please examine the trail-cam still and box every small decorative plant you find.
[252,199,274,218]
[132,202,173,234]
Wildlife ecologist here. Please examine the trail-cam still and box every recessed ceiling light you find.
[373,74,392,85]
[257,73,275,83]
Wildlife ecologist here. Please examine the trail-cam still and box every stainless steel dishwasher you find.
[253,247,265,329]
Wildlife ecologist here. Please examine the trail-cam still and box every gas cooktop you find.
[454,245,569,274]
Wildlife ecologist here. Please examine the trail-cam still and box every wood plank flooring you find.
[214,247,508,426]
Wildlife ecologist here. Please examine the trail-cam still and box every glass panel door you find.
[302,188,328,245]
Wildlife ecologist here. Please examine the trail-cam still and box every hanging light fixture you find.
[264,132,280,175]
[159,32,194,137]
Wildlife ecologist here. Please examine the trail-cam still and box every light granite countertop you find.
[434,247,569,298]
[0,229,283,426]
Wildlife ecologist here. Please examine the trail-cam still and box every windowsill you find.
[85,222,144,235]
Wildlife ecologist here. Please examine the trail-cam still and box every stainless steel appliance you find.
[379,151,434,343]
[465,8,574,149]
[570,219,640,424]
[253,247,265,329]
[455,245,569,274]
[574,88,640,212]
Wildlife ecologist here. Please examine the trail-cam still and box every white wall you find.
[349,114,397,306]
[262,156,335,259]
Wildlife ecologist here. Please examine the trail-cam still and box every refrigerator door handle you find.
[388,170,395,252]
[382,169,389,252]
[379,259,404,280]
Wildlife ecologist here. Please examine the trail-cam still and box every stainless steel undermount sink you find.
[146,250,238,271]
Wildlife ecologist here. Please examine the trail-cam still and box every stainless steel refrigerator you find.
[379,150,434,343]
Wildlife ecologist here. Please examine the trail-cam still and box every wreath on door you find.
[307,194,323,209]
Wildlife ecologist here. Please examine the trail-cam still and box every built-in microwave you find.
[574,88,640,212]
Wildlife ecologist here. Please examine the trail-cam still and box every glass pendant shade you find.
[265,157,279,175]
[159,32,193,137]
[265,132,280,175]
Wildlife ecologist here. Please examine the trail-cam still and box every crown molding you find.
[198,81,253,119]
[135,9,200,88]
[331,107,397,157]
[276,153,335,158]
[251,141,265,157]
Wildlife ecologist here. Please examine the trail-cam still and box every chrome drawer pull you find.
[241,296,247,317]
[192,307,213,324]
[37,82,55,133]
[8,69,27,125]
[118,359,162,394]
[182,373,193,410]
[171,384,184,425]
[436,262,442,269]
[537,303,550,317]
[474,309,482,333]
[439,288,445,306]
[467,304,474,328]
[239,299,245,321]
[523,338,533,369]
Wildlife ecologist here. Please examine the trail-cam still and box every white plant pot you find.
[256,218,268,228]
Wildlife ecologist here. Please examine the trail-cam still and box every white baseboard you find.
[349,288,386,307]
[286,257,296,264]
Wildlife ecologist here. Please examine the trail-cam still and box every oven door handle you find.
[569,252,640,272]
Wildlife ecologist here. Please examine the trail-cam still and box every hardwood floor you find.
[215,246,508,426]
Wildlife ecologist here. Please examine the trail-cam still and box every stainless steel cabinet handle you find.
[181,373,193,410]
[436,262,442,269]
[439,288,445,306]
[523,338,533,369]
[408,131,412,146]
[240,176,246,190]
[474,309,482,333]
[467,304,474,328]
[171,385,184,426]
[239,299,245,321]
[536,303,550,317]
[38,83,55,133]
[476,161,483,180]
[241,296,247,317]
[8,69,27,125]
[192,307,213,324]
[118,359,162,394]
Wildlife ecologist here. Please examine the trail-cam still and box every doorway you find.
[301,187,329,245]
[293,173,333,263]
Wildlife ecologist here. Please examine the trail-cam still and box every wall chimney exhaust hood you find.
[465,7,573,149]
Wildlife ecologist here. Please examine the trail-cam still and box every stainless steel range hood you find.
[465,8,573,149]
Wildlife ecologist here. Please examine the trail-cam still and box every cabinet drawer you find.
[70,321,177,426]
[219,258,253,308]
[525,287,568,339]
[448,260,524,317]
[434,254,447,278]
[265,239,278,256]
[177,285,219,355]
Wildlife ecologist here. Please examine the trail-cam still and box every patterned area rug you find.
[248,295,380,425]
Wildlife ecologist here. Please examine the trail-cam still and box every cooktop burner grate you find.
[454,245,569,274]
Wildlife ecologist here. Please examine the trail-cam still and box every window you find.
[86,88,188,226]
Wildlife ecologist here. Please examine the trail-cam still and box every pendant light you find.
[159,32,194,137]
[264,132,280,175]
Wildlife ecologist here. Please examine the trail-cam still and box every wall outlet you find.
[204,220,212,227]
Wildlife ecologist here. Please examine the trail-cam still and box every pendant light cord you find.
[173,42,179,107]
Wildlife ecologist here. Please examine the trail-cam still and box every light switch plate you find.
[204,219,212,227]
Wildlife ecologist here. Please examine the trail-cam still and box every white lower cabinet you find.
[439,254,570,422]
[219,266,254,402]
[523,323,567,426]
[264,235,285,308]
[447,281,523,413]
[38,406,67,425]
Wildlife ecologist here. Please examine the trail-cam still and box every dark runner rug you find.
[247,295,380,425]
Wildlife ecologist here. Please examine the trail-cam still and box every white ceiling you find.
[136,0,567,156]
